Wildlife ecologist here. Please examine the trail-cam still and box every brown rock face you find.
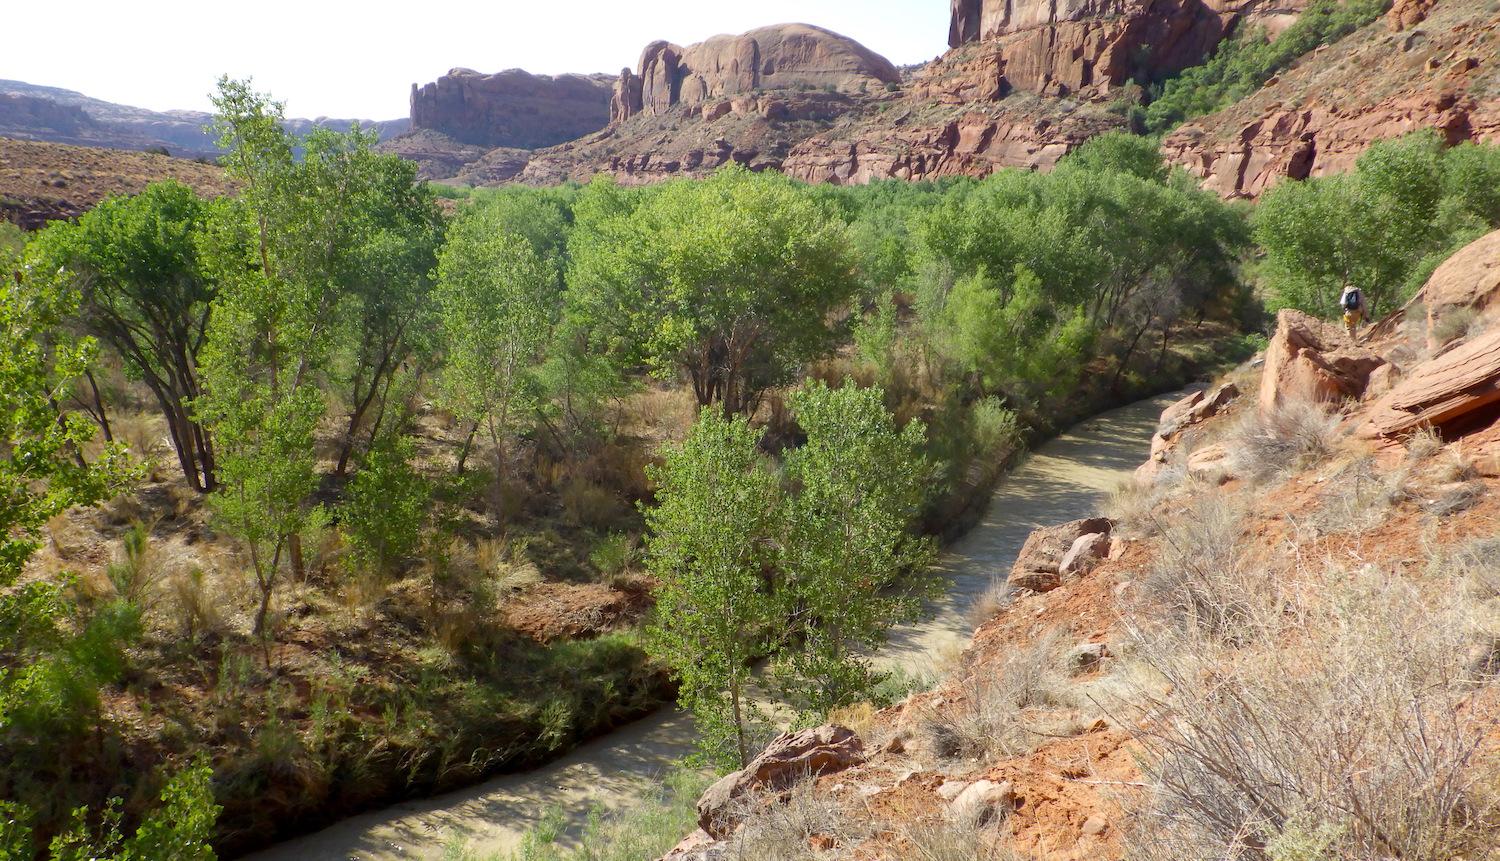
[696,725,865,839]
[941,0,1308,100]
[1259,310,1387,413]
[1163,0,1500,197]
[409,68,615,149]
[1009,518,1115,592]
[611,24,900,124]
[1419,230,1500,349]
[1358,327,1500,440]
[783,103,1123,184]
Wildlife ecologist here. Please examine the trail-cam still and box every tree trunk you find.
[84,369,113,443]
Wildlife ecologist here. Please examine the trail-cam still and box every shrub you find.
[1228,401,1341,482]
[1430,306,1481,346]
[918,629,1067,761]
[588,532,638,584]
[105,521,160,610]
[1126,559,1496,861]
[341,437,430,579]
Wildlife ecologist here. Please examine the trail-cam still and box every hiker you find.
[1340,285,1367,340]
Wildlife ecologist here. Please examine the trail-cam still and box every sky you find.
[4,1,951,120]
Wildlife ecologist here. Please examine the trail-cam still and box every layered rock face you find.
[1163,0,1500,197]
[409,68,615,149]
[609,24,900,125]
[940,0,1308,100]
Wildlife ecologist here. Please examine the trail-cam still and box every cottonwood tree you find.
[645,410,780,768]
[568,166,858,416]
[28,181,220,490]
[328,154,444,477]
[197,78,409,652]
[434,208,554,477]
[772,381,937,716]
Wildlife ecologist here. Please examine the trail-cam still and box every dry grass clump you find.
[918,629,1069,762]
[900,816,1024,861]
[1124,546,1500,861]
[966,575,1014,628]
[1431,306,1482,346]
[1228,401,1342,482]
[1138,493,1280,643]
[1310,455,1416,534]
[724,780,859,861]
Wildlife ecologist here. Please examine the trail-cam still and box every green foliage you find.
[341,436,431,578]
[1255,133,1500,315]
[567,166,859,414]
[1062,132,1168,182]
[0,222,25,256]
[25,181,217,488]
[772,381,937,717]
[15,760,218,861]
[435,205,554,478]
[1144,0,1392,134]
[645,409,780,768]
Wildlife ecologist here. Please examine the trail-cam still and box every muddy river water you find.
[245,390,1181,861]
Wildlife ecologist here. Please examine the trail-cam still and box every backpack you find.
[1342,289,1362,312]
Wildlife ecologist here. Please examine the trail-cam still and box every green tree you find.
[434,208,554,477]
[773,382,936,716]
[645,410,780,768]
[27,181,220,490]
[195,79,372,649]
[31,759,219,861]
[568,166,859,415]
[340,436,430,579]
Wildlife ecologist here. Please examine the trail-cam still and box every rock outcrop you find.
[1009,518,1115,592]
[1163,0,1500,197]
[1259,310,1387,412]
[1137,383,1240,481]
[782,103,1122,184]
[1358,327,1500,440]
[696,724,865,839]
[609,24,900,125]
[1419,229,1500,349]
[409,68,615,150]
[942,0,1308,100]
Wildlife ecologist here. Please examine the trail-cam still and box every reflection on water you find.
[244,391,1184,861]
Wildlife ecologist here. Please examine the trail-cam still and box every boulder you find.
[1068,642,1110,673]
[948,779,1016,825]
[657,829,722,861]
[1147,382,1241,466]
[1420,230,1500,350]
[1059,532,1111,578]
[1187,442,1234,481]
[1259,309,1388,413]
[1358,327,1500,441]
[1008,518,1114,592]
[696,725,865,838]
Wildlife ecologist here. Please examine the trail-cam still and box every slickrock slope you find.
[0,137,231,229]
[408,68,615,150]
[1162,0,1500,197]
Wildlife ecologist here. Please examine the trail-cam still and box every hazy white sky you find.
[5,1,950,120]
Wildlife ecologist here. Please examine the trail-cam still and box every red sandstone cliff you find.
[1162,0,1500,197]
[407,68,615,151]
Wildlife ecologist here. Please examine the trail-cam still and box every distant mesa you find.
[0,79,408,159]
[408,68,616,150]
